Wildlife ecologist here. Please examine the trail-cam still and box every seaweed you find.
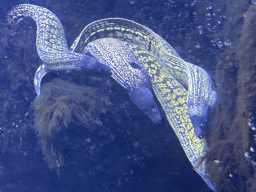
[32,78,109,171]
[205,3,256,192]
[204,134,251,192]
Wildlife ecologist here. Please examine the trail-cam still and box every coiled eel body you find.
[7,4,217,191]
[71,18,217,137]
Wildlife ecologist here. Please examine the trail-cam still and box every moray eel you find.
[70,19,217,190]
[70,18,218,137]
[84,38,161,123]
[6,4,109,96]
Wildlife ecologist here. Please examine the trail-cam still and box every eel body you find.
[127,42,216,191]
[7,4,109,96]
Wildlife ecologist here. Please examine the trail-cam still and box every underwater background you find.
[0,0,256,191]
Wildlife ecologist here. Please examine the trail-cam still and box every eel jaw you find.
[34,64,49,96]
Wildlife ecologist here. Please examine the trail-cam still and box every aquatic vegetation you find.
[32,78,109,170]
[0,20,36,155]
[204,2,256,191]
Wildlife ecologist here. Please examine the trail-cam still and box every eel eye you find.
[129,62,142,70]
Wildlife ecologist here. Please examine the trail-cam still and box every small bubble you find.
[191,1,196,6]
[197,25,204,35]
[200,123,205,128]
[248,121,254,127]
[56,160,61,168]
[224,40,232,47]
[214,160,221,164]
[195,42,201,48]
[217,41,224,48]
[130,0,135,5]
[245,152,251,159]
[206,5,213,10]
[133,142,139,147]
